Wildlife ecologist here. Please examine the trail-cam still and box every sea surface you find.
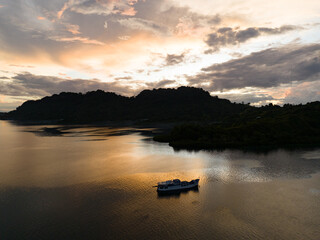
[0,120,319,240]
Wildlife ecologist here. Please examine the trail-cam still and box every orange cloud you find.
[118,36,131,40]
[56,32,196,76]
[67,24,81,35]
[37,16,46,20]
[121,7,137,16]
[53,36,105,45]
[128,0,138,5]
[0,95,5,103]
[50,34,157,72]
[57,1,70,19]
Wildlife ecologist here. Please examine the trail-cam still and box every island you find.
[1,86,319,150]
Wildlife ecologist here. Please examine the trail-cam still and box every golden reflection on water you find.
[0,122,206,187]
[0,121,317,188]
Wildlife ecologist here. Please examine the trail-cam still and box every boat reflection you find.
[157,186,199,198]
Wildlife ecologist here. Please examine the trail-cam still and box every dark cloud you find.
[165,53,185,66]
[188,44,320,91]
[218,93,275,105]
[0,73,135,97]
[205,25,299,51]
[114,76,132,81]
[208,15,222,25]
[145,80,175,89]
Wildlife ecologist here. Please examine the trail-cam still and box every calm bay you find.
[0,120,319,240]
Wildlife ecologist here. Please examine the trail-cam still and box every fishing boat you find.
[156,178,199,192]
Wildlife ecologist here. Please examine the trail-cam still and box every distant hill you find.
[3,87,249,123]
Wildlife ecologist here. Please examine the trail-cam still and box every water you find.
[0,120,319,240]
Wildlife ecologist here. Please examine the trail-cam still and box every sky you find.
[0,0,320,111]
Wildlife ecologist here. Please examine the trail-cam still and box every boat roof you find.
[157,178,199,186]
[158,180,174,186]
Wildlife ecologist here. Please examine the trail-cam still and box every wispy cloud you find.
[117,17,168,35]
[57,0,139,18]
[50,36,104,45]
[57,1,70,19]
[66,24,81,35]
[121,7,137,16]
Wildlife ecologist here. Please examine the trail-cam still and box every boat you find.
[156,178,200,192]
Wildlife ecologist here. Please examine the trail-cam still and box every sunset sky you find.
[0,0,320,111]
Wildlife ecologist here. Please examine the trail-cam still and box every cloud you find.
[0,0,110,60]
[145,80,176,89]
[205,25,299,51]
[217,93,275,105]
[0,0,225,64]
[121,7,137,16]
[116,17,169,35]
[188,44,320,91]
[57,1,71,19]
[0,99,25,112]
[132,0,221,36]
[58,0,139,18]
[66,24,81,35]
[283,81,320,104]
[9,65,35,69]
[118,35,130,40]
[0,73,135,97]
[165,53,185,66]
[114,76,132,81]
[50,36,105,45]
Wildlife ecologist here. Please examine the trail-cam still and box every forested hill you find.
[154,101,320,149]
[3,87,249,123]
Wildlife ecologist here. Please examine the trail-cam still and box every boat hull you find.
[157,185,199,193]
[157,179,199,192]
